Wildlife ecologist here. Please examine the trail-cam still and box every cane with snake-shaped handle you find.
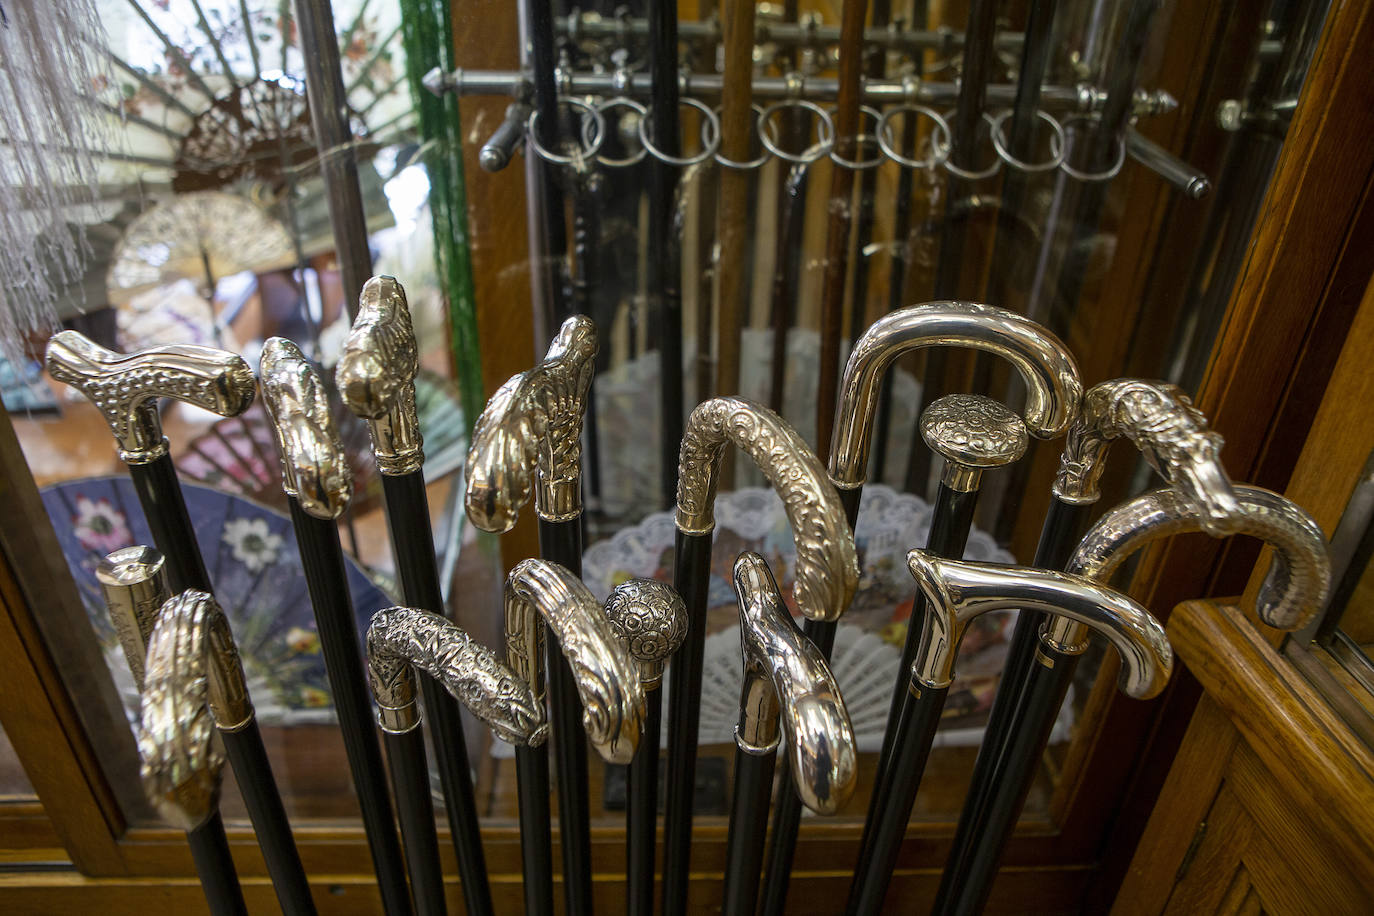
[337,276,493,916]
[47,332,315,916]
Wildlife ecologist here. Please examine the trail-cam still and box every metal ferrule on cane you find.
[336,276,425,476]
[734,553,857,815]
[505,559,646,764]
[260,337,352,520]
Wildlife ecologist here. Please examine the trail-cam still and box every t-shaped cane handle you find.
[733,552,857,815]
[466,314,598,529]
[365,606,547,745]
[45,331,256,464]
[260,338,352,520]
[905,551,1174,699]
[505,559,645,764]
[1053,379,1240,534]
[603,578,689,689]
[829,302,1082,489]
[677,396,860,622]
[335,276,423,475]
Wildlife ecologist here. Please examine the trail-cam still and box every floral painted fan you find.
[40,475,394,725]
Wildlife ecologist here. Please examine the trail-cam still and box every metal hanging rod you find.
[425,66,1178,117]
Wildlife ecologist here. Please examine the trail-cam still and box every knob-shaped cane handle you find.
[139,590,251,830]
[1064,484,1330,634]
[920,394,1030,492]
[829,302,1082,488]
[505,559,645,764]
[259,337,352,520]
[733,552,857,815]
[1053,379,1240,534]
[45,331,256,464]
[676,397,860,622]
[466,315,598,528]
[96,545,170,692]
[365,606,547,745]
[336,276,423,475]
[603,579,688,689]
[905,551,1173,699]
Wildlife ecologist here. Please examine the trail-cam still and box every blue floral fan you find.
[40,475,395,726]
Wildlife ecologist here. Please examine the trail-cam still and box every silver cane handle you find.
[920,394,1030,492]
[96,546,170,691]
[603,578,688,689]
[45,331,256,464]
[336,276,423,475]
[260,337,352,520]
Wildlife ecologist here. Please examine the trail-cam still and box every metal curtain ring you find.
[938,109,1003,181]
[714,103,773,170]
[829,105,887,170]
[1058,116,1128,182]
[528,97,606,165]
[587,97,649,167]
[877,104,953,170]
[990,109,1067,173]
[639,97,722,167]
[759,98,835,164]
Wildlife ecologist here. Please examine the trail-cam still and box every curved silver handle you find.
[260,337,352,520]
[1065,484,1330,633]
[505,559,645,764]
[465,315,598,528]
[676,396,859,622]
[1053,379,1240,534]
[335,276,423,475]
[906,551,1173,699]
[366,607,547,746]
[734,552,857,815]
[45,331,256,464]
[829,302,1082,488]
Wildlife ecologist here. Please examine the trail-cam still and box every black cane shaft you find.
[722,747,778,916]
[626,690,663,916]
[129,454,211,593]
[219,720,316,915]
[662,529,714,916]
[537,517,593,916]
[846,681,950,916]
[288,501,412,916]
[384,728,448,916]
[515,745,556,916]
[932,650,1078,916]
[649,0,683,508]
[187,813,249,916]
[380,472,493,916]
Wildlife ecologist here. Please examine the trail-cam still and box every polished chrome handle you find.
[260,337,352,520]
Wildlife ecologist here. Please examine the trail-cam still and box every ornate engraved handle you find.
[45,330,256,464]
[96,546,170,691]
[603,578,688,689]
[505,559,645,764]
[259,337,352,520]
[677,397,859,623]
[466,315,598,528]
[365,607,547,746]
[905,551,1173,699]
[829,302,1082,488]
[1062,484,1330,636]
[335,276,423,475]
[733,552,857,815]
[920,394,1029,491]
[1052,379,1240,534]
[138,590,252,829]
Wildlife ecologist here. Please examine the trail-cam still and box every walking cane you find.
[97,549,248,916]
[466,314,599,914]
[259,338,413,916]
[845,552,1175,915]
[46,332,316,916]
[932,379,1238,915]
[760,303,1080,914]
[932,484,1329,916]
[603,579,689,916]
[366,606,548,916]
[336,276,494,916]
[723,553,857,916]
[504,559,646,916]
[662,396,860,916]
